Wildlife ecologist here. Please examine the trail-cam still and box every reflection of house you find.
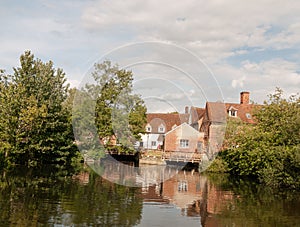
[206,180,234,215]
[164,123,204,153]
[162,171,205,209]
[72,172,90,185]
[140,112,189,150]
[140,184,169,204]
[134,168,238,225]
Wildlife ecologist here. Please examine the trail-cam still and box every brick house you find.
[140,92,257,155]
[189,106,205,131]
[164,122,204,153]
[200,91,258,156]
[225,91,258,124]
[140,112,189,150]
[200,102,227,157]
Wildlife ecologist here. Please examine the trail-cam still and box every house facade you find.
[140,112,189,150]
[140,92,258,155]
[225,92,257,124]
[164,123,204,153]
[200,102,227,157]
[189,106,205,131]
[200,91,258,157]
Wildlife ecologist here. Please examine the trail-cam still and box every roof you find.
[146,113,189,133]
[206,102,227,123]
[225,103,259,124]
[204,101,259,124]
[190,106,205,124]
[165,122,203,135]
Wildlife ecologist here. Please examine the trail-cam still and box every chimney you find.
[240,91,250,104]
[185,106,189,114]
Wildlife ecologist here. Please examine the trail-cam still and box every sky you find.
[1,0,300,113]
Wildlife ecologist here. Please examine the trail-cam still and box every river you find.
[0,164,300,226]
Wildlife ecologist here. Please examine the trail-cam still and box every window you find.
[146,124,151,132]
[158,124,165,133]
[180,139,189,148]
[228,106,238,117]
[151,141,156,146]
[229,109,237,117]
[197,141,203,151]
[246,113,251,119]
[178,181,188,192]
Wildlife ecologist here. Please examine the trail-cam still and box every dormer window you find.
[146,124,152,132]
[158,124,165,133]
[229,110,237,117]
[228,106,238,117]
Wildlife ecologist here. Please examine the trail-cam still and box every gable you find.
[146,113,189,133]
[206,102,227,123]
[165,122,203,136]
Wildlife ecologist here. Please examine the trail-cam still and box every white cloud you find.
[82,0,300,63]
[1,0,300,112]
[213,58,300,103]
[231,76,246,89]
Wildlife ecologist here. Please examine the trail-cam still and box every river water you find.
[0,164,300,226]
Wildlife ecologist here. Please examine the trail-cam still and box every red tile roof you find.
[205,102,227,123]
[225,103,259,124]
[190,106,205,124]
[204,101,260,124]
[146,113,189,133]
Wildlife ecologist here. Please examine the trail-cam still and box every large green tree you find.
[219,88,300,188]
[0,51,78,166]
[86,60,147,150]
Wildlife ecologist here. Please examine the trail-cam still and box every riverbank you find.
[140,150,166,165]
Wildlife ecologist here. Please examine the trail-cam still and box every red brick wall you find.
[164,124,204,152]
[240,91,250,104]
[164,130,178,151]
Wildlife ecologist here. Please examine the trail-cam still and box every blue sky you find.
[1,0,300,112]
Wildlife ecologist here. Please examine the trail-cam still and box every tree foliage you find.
[85,60,147,150]
[219,88,300,189]
[0,51,79,167]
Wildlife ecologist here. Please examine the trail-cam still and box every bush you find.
[206,156,229,173]
[221,88,300,189]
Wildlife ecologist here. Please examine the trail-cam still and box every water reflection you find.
[88,156,184,187]
[0,165,300,226]
[0,166,143,226]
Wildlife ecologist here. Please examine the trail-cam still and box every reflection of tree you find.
[0,166,143,226]
[202,174,300,227]
[162,172,300,226]
[199,179,208,226]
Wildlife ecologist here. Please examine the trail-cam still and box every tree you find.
[0,51,78,166]
[220,88,300,188]
[255,88,300,146]
[86,60,147,150]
